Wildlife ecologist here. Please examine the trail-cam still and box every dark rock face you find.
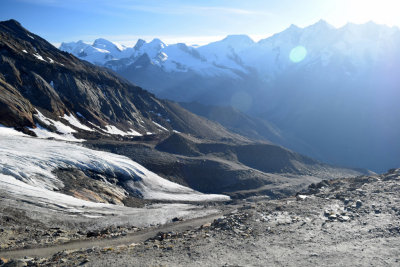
[0,78,35,127]
[156,133,202,157]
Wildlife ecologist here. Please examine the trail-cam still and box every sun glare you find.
[347,0,400,26]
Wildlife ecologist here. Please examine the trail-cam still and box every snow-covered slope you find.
[60,38,135,65]
[239,20,400,78]
[196,35,254,73]
[0,126,229,202]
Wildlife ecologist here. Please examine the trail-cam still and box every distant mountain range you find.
[61,20,400,172]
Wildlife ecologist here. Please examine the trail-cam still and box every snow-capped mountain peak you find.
[287,23,299,29]
[221,34,254,47]
[148,38,166,48]
[134,38,146,50]
[310,19,334,30]
[93,38,122,52]
[59,40,90,55]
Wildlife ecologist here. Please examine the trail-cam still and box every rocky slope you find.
[179,101,283,143]
[86,133,370,198]
[179,101,316,155]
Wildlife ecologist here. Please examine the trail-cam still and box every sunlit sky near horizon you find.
[1,0,400,47]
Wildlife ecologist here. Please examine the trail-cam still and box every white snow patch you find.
[152,121,168,132]
[47,57,55,64]
[33,53,46,62]
[27,34,34,39]
[126,129,142,136]
[103,125,142,136]
[31,110,82,142]
[0,124,26,136]
[88,121,101,129]
[104,125,128,136]
[62,113,94,132]
[29,124,83,142]
[34,110,76,134]
[22,49,27,53]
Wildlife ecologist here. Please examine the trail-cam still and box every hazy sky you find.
[1,0,399,46]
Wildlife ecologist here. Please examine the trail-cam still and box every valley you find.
[0,16,398,267]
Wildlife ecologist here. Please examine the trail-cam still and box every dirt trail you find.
[0,212,226,259]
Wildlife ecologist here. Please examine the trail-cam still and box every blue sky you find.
[1,0,399,46]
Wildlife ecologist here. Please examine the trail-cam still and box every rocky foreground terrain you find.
[1,169,399,266]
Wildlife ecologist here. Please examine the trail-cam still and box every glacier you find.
[0,126,229,204]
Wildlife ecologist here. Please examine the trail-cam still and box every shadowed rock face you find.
[0,78,35,128]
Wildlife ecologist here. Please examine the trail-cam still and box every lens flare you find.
[289,46,307,63]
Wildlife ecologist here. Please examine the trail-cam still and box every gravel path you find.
[0,212,226,259]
